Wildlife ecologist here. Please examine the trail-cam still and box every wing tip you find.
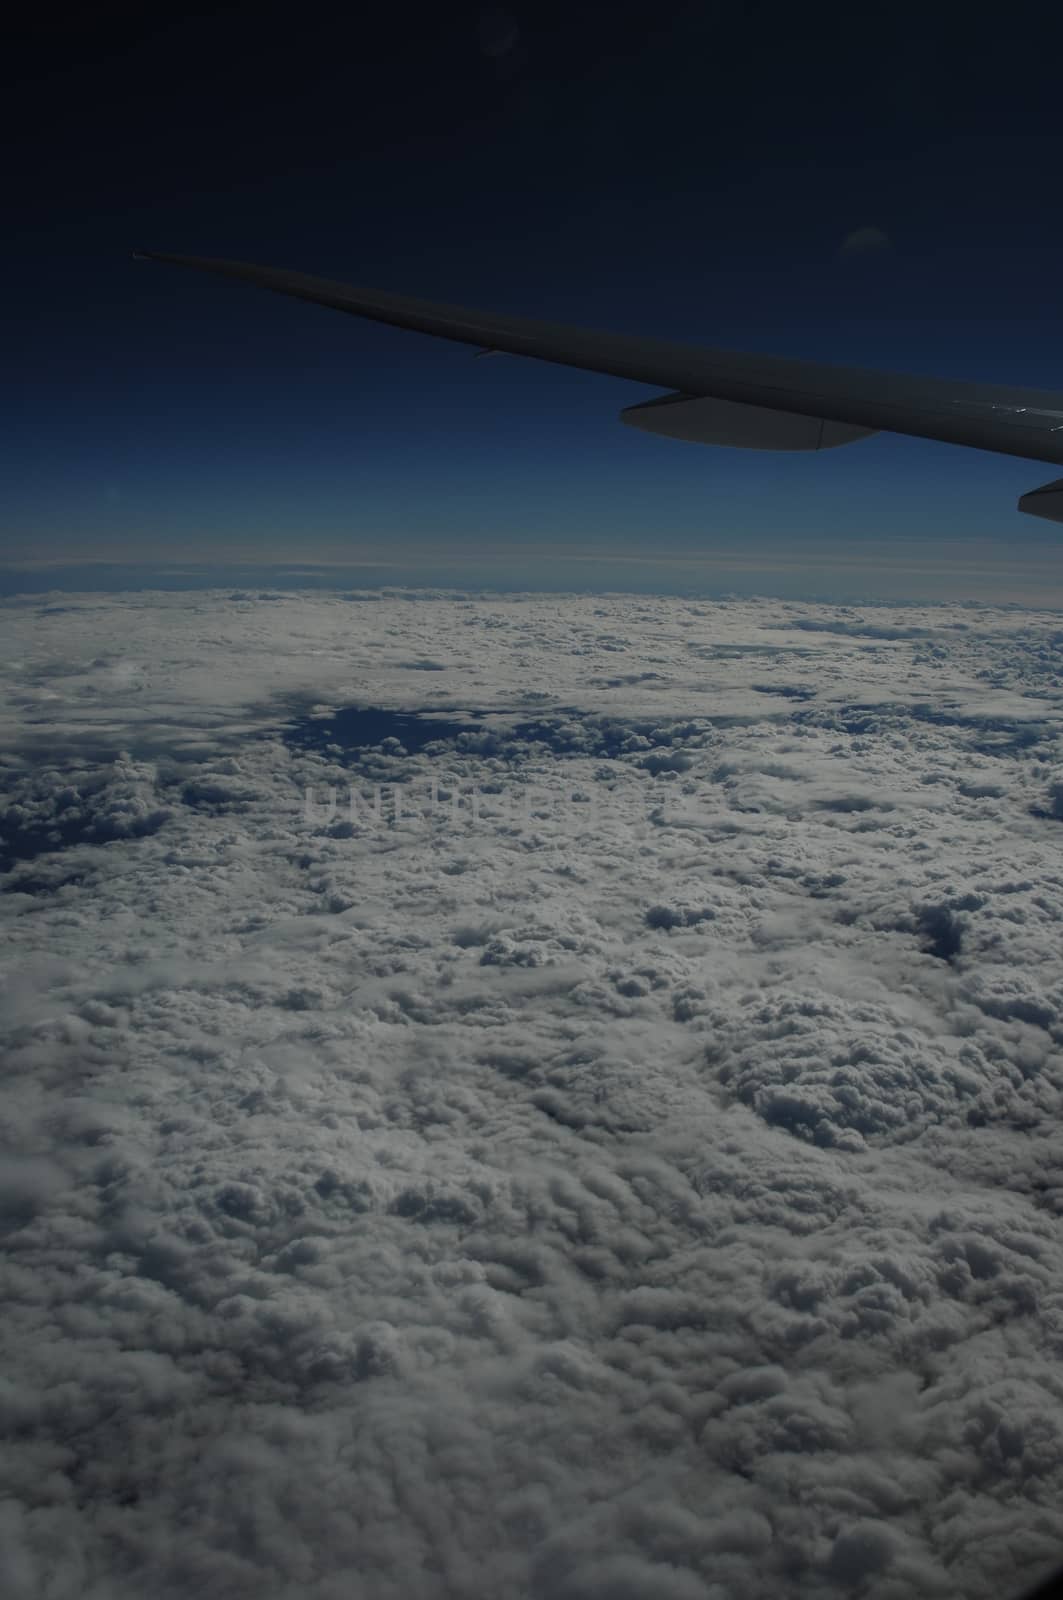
[1018,477,1063,524]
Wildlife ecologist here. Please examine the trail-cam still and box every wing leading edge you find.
[136,251,1063,518]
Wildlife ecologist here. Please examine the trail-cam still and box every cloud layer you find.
[2,587,1062,1598]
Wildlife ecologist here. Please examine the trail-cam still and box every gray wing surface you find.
[136,251,1063,515]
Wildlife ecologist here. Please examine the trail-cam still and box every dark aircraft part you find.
[620,390,877,450]
[1018,477,1063,523]
[135,254,1063,516]
[1018,1560,1063,1600]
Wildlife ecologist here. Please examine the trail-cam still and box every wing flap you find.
[621,390,877,450]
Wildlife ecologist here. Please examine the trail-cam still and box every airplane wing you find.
[135,251,1063,521]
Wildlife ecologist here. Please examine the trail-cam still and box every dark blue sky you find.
[6,1,1063,594]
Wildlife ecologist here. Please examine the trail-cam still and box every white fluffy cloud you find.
[1,588,1062,1599]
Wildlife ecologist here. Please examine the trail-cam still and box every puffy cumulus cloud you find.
[0,588,1062,1598]
[0,754,172,871]
[712,990,992,1150]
